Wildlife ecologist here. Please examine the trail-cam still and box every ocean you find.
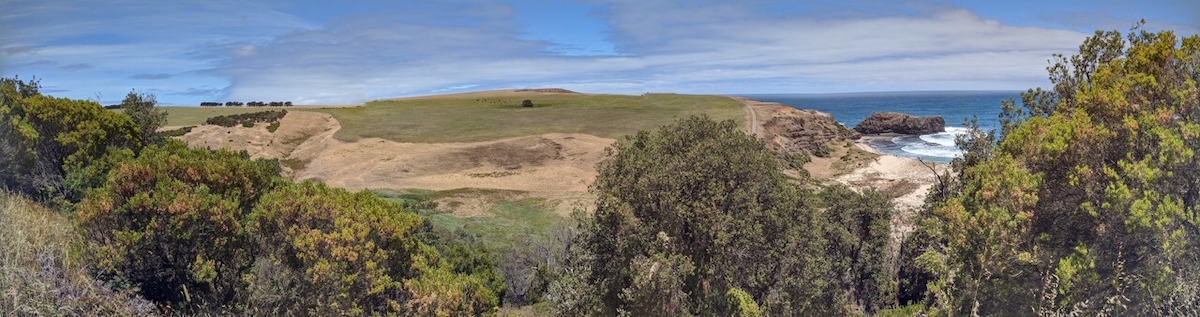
[739,91,1020,163]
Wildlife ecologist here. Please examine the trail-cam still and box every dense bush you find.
[554,115,893,315]
[904,23,1200,315]
[75,141,279,310]
[72,139,502,314]
[0,77,141,203]
[247,181,427,315]
[822,185,896,313]
[204,110,287,128]
[160,126,194,137]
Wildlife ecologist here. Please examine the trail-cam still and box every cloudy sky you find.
[2,0,1197,105]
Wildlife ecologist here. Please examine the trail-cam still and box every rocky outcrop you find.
[854,112,945,135]
[755,103,859,155]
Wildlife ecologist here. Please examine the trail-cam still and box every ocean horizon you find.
[739,90,1021,162]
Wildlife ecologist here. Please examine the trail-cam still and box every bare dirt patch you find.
[177,110,612,216]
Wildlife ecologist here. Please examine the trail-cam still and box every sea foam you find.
[893,126,970,160]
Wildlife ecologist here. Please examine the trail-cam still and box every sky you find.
[2,0,1197,105]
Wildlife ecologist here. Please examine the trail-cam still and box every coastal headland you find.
[167,90,946,254]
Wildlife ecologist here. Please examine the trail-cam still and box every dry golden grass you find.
[0,192,155,316]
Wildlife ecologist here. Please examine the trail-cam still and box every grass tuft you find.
[0,192,157,316]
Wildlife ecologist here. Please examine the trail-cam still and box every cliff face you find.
[854,112,945,135]
[760,106,859,155]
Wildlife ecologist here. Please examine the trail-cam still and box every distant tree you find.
[120,91,167,145]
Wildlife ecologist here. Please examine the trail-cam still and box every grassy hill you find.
[158,90,747,273]
[161,91,746,143]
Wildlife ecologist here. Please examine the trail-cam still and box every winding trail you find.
[728,96,761,137]
[746,100,758,136]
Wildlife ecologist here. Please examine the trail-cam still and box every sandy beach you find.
[834,136,950,258]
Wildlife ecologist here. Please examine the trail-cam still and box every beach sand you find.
[832,136,950,261]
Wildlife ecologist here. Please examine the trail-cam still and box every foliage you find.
[617,252,694,317]
[0,77,141,202]
[160,126,194,137]
[560,115,846,315]
[498,223,578,306]
[821,185,897,314]
[908,23,1200,315]
[73,140,503,314]
[120,91,167,146]
[203,109,287,128]
[725,287,762,317]
[75,141,279,310]
[246,181,425,315]
[0,191,157,316]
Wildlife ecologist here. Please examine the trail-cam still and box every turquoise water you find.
[739,91,1020,162]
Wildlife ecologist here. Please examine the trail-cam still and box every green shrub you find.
[245,181,422,315]
[1,78,141,202]
[725,287,762,317]
[565,115,839,315]
[76,141,279,309]
[160,126,194,137]
[204,110,286,128]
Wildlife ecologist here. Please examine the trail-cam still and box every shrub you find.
[76,141,279,309]
[522,99,534,107]
[204,110,286,128]
[565,115,839,315]
[160,126,194,137]
[247,181,501,315]
[1,78,141,201]
[245,181,421,315]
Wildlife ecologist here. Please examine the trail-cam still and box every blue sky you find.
[2,0,1196,105]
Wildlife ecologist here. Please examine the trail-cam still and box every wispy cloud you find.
[213,2,1089,103]
[1,0,1189,105]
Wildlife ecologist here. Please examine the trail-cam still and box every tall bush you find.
[76,141,279,309]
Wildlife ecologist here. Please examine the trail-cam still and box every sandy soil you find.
[833,137,949,262]
[179,110,611,217]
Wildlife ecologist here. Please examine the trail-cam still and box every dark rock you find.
[854,112,945,135]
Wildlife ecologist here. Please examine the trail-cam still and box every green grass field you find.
[319,93,744,143]
[160,93,745,143]
[375,189,566,251]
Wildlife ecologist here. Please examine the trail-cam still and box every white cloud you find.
[211,2,1088,104]
[4,0,1130,105]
